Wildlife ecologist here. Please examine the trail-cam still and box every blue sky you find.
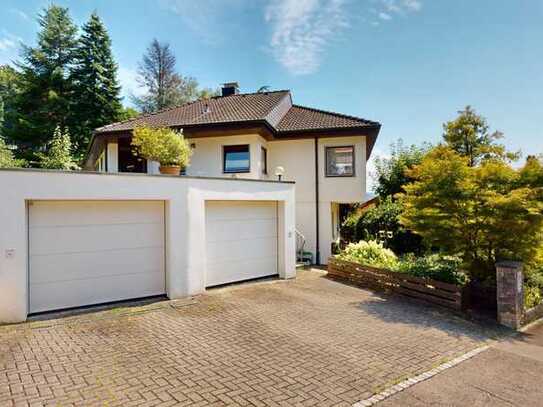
[1,0,542,173]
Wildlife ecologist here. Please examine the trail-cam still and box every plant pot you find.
[159,165,181,176]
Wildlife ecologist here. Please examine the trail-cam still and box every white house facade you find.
[85,84,381,265]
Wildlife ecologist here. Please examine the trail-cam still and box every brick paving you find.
[0,269,496,406]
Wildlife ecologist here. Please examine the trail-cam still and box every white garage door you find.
[205,201,278,287]
[28,201,165,313]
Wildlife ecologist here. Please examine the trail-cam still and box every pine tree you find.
[38,125,78,170]
[70,12,122,157]
[6,5,78,161]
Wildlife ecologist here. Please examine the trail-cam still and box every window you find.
[261,147,268,175]
[223,144,250,173]
[326,146,355,177]
[119,137,147,173]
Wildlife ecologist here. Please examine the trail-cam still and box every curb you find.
[352,345,489,406]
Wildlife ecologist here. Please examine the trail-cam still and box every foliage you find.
[342,196,425,255]
[37,125,79,170]
[0,65,21,138]
[399,146,543,280]
[525,246,543,308]
[0,138,26,168]
[132,39,218,113]
[394,253,467,285]
[118,106,140,121]
[336,240,398,270]
[524,286,542,309]
[70,12,122,157]
[372,139,429,198]
[443,106,519,166]
[131,126,191,167]
[6,5,78,160]
[336,240,466,285]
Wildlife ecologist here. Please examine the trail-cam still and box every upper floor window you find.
[261,147,268,175]
[223,144,250,173]
[326,146,355,177]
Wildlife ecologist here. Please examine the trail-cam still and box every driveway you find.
[0,269,498,406]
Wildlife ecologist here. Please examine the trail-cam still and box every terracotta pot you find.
[159,165,181,176]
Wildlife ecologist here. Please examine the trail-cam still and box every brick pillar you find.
[496,261,524,330]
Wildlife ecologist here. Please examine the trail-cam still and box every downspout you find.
[314,137,320,265]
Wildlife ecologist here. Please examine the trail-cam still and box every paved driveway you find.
[0,269,496,406]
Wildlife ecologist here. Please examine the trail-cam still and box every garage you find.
[28,200,166,313]
[205,201,278,287]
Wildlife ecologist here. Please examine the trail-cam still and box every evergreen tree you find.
[38,125,78,169]
[70,12,122,157]
[6,5,78,161]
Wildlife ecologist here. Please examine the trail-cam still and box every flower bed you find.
[330,241,466,310]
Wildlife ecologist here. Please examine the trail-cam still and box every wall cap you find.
[0,167,295,184]
[496,261,523,270]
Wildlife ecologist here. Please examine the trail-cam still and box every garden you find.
[337,107,543,312]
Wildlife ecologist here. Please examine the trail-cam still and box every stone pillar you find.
[496,261,524,330]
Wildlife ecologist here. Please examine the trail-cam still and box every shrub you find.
[0,138,26,168]
[394,253,467,286]
[335,240,466,286]
[131,126,191,167]
[336,240,398,270]
[525,286,542,309]
[37,126,79,170]
[342,197,425,255]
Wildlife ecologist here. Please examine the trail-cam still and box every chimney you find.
[221,82,239,97]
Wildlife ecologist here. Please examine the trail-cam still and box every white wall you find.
[0,169,296,323]
[185,134,269,180]
[268,136,367,264]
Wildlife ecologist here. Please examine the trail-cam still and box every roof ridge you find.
[97,90,292,132]
[291,104,380,126]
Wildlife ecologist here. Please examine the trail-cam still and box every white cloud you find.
[265,0,349,76]
[0,38,16,51]
[371,0,422,23]
[366,147,391,193]
[10,9,29,21]
[378,12,392,21]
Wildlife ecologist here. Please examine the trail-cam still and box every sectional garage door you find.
[205,201,278,287]
[28,201,165,313]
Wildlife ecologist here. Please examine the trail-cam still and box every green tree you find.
[70,12,122,157]
[342,196,425,255]
[38,125,79,169]
[443,106,519,166]
[0,65,21,138]
[6,5,78,160]
[132,39,216,112]
[399,146,543,280]
[372,139,429,198]
[118,106,139,121]
[0,138,25,168]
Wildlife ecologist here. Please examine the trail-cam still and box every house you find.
[85,83,381,265]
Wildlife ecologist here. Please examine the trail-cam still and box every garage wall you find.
[0,169,296,323]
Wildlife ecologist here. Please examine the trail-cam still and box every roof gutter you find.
[314,136,320,265]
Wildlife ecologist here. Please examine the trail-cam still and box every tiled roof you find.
[96,90,380,135]
[275,105,379,133]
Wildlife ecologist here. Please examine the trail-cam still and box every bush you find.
[131,126,191,167]
[525,286,542,309]
[336,240,398,270]
[342,197,425,255]
[394,253,467,286]
[335,240,467,286]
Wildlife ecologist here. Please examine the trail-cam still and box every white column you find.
[278,198,297,279]
[106,142,118,173]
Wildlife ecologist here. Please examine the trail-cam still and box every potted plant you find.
[131,126,191,175]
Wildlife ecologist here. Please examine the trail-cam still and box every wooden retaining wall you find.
[328,257,463,311]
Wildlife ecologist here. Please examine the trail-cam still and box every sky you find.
[1,0,542,181]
